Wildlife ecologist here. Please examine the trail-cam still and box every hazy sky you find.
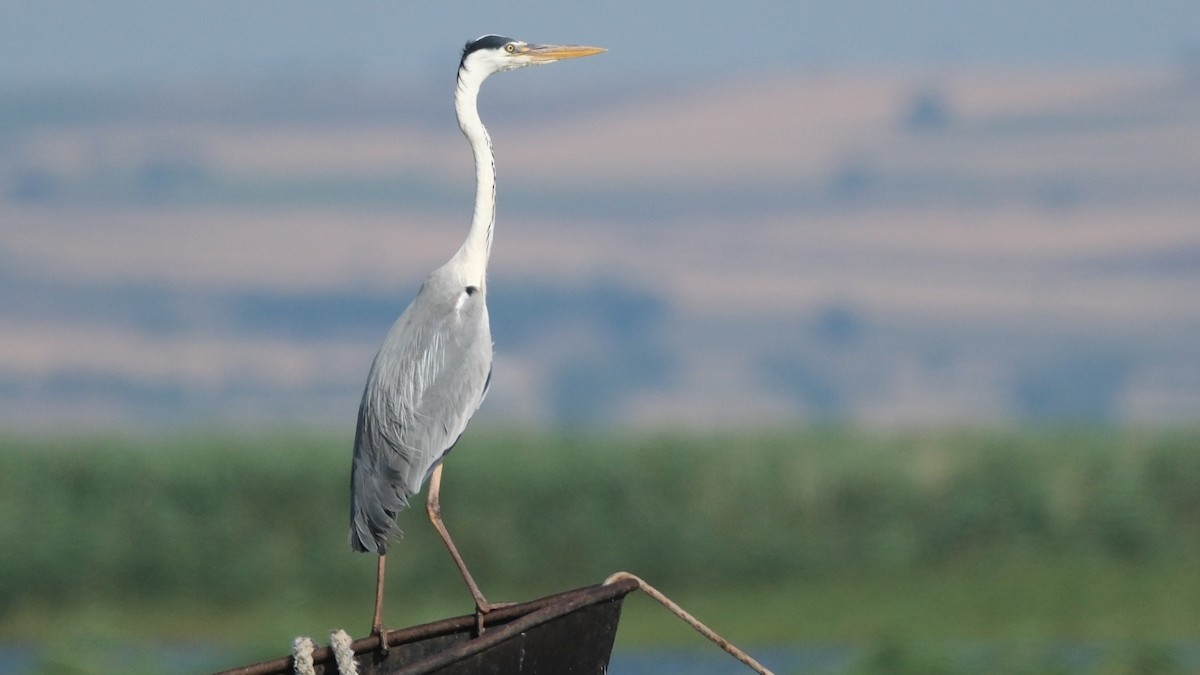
[3,1,1199,87]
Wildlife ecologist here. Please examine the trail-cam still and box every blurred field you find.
[2,427,1199,673]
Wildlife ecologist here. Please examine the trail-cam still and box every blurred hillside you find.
[2,66,1199,430]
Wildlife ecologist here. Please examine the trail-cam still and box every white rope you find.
[291,636,316,675]
[290,631,357,675]
[330,629,359,675]
[605,571,775,675]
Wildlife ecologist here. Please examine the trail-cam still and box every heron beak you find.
[522,44,607,63]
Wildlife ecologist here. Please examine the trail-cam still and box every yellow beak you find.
[523,44,607,63]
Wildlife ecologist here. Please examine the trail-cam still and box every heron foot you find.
[477,599,517,614]
[473,599,517,635]
[371,622,390,655]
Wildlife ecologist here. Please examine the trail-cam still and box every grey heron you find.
[348,35,605,640]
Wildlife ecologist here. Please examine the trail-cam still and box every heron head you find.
[459,35,605,79]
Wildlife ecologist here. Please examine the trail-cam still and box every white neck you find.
[449,67,496,288]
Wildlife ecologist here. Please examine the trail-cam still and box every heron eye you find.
[505,43,516,53]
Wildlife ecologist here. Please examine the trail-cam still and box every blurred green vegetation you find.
[1,426,1199,673]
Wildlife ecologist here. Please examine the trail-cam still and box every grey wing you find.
[349,278,492,554]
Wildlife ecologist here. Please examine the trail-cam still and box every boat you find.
[214,576,640,675]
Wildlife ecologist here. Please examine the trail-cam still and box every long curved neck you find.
[449,69,496,288]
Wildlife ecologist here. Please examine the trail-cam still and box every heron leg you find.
[426,463,502,617]
[371,554,389,653]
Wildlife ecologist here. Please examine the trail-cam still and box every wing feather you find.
[349,274,492,553]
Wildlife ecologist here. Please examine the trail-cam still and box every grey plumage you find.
[346,35,604,629]
[349,268,492,554]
